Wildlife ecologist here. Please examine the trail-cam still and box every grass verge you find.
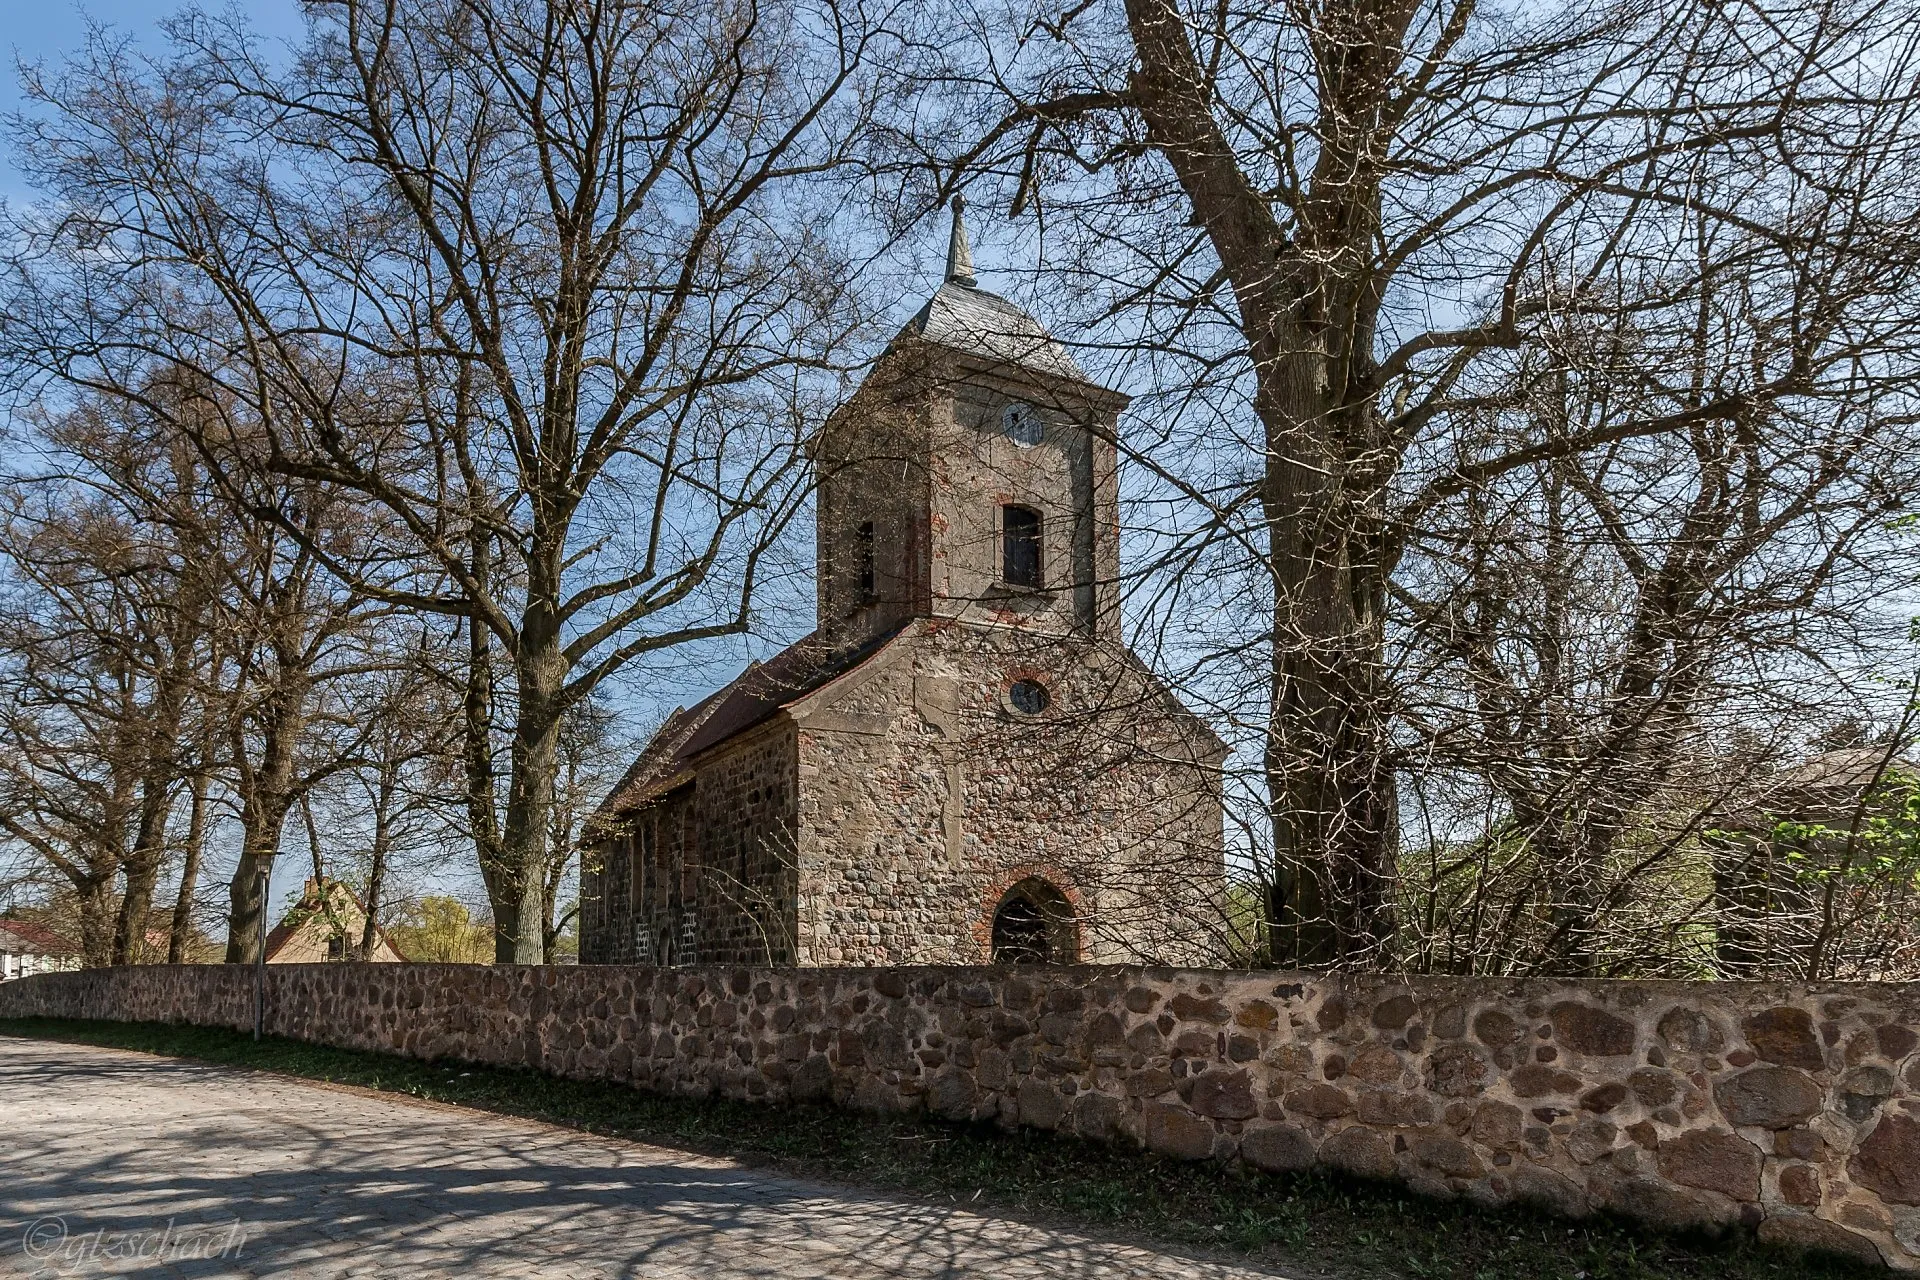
[0,1016,1892,1280]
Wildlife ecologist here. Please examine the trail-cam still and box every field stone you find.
[1580,1083,1629,1113]
[1629,1067,1680,1108]
[1412,1133,1486,1179]
[1840,1066,1899,1123]
[1240,1123,1316,1172]
[1016,1078,1066,1130]
[1071,1090,1125,1140]
[1190,1068,1257,1120]
[1511,1063,1584,1097]
[1424,1044,1490,1097]
[1509,1166,1590,1217]
[1473,1009,1522,1046]
[1851,1113,1920,1205]
[1234,1000,1278,1031]
[1659,1129,1762,1200]
[1778,1163,1821,1206]
[1567,1115,1618,1165]
[1714,1066,1822,1130]
[1743,1007,1825,1070]
[1757,1214,1889,1266]
[1879,1024,1918,1061]
[1348,1044,1406,1085]
[1549,1002,1637,1056]
[1143,1101,1215,1160]
[1170,993,1229,1025]
[1657,1006,1726,1054]
[1602,1174,1728,1230]
[928,1070,978,1119]
[1470,1100,1524,1149]
[1320,1126,1396,1179]
[1372,994,1418,1030]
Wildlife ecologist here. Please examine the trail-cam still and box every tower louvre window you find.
[1002,505,1042,588]
[855,520,876,602]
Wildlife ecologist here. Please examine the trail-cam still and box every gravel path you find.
[0,1035,1294,1279]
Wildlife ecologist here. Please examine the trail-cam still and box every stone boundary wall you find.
[1,964,1915,1269]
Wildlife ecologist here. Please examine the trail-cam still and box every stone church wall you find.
[4,964,1914,1269]
[583,727,797,967]
[691,725,800,964]
[791,625,1225,967]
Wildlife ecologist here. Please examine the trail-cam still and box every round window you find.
[1001,401,1043,447]
[1008,679,1051,715]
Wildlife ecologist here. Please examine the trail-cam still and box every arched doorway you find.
[990,877,1078,964]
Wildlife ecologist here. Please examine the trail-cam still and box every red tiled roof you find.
[0,919,79,956]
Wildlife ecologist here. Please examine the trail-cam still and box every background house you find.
[264,880,407,963]
[0,918,80,981]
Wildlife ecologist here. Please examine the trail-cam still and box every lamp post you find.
[253,860,273,1042]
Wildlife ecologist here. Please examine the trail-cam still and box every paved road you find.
[0,1036,1291,1279]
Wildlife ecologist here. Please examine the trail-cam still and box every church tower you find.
[583,200,1225,971]
[813,198,1128,649]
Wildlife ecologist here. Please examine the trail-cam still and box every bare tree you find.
[1,0,926,960]
[211,477,396,963]
[1391,325,1920,975]
[0,391,232,964]
[938,0,1920,966]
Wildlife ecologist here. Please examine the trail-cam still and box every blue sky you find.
[1,1,305,200]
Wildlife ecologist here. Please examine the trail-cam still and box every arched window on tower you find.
[1001,505,1042,588]
[990,877,1078,964]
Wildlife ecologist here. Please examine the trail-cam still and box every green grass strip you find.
[0,1016,1890,1280]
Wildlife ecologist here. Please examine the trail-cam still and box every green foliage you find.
[1759,769,1920,891]
[386,896,494,964]
[0,1018,1887,1280]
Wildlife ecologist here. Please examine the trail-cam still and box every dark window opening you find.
[990,877,1078,964]
[855,520,876,602]
[325,933,345,962]
[633,822,653,908]
[1002,505,1042,588]
[1009,679,1050,715]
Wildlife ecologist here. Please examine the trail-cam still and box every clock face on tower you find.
[1001,401,1043,448]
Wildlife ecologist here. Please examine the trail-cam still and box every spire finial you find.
[945,194,976,288]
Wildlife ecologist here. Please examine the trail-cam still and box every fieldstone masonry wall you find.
[2,964,1915,1269]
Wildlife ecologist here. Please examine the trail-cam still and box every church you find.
[580,204,1226,968]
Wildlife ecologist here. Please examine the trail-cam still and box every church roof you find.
[901,281,1093,386]
[594,625,906,824]
[889,196,1100,390]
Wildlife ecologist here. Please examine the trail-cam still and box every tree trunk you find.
[224,690,305,963]
[76,872,117,968]
[112,777,172,965]
[1263,521,1399,968]
[1254,340,1399,967]
[496,638,562,965]
[359,768,394,961]
[225,793,295,965]
[168,765,211,963]
[1123,0,1407,968]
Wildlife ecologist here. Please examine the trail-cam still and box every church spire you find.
[944,195,976,288]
